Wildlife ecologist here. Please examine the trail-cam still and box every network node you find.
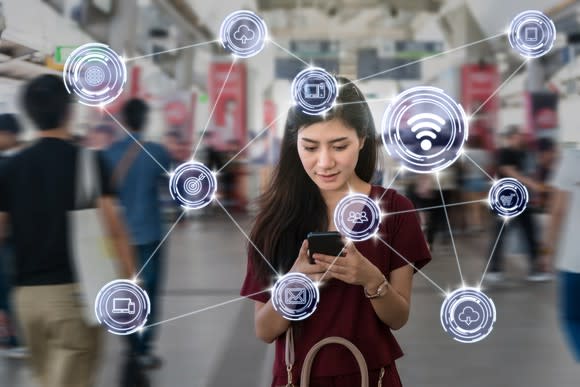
[272,273,319,321]
[220,10,267,58]
[440,287,496,343]
[489,178,528,218]
[291,67,338,115]
[381,86,468,174]
[169,162,217,210]
[508,10,556,58]
[334,194,381,242]
[95,279,150,335]
[63,43,127,106]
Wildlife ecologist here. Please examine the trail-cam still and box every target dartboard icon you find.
[169,162,217,210]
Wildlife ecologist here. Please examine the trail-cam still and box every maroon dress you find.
[241,187,431,386]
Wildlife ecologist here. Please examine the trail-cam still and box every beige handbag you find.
[284,328,376,387]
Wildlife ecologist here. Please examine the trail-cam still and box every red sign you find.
[461,64,500,150]
[208,61,247,151]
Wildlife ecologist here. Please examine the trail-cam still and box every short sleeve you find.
[240,248,272,303]
[387,193,431,273]
[96,151,116,196]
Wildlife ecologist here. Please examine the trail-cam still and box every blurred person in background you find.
[533,137,557,213]
[484,126,551,283]
[0,113,27,359]
[105,98,171,372]
[87,124,116,151]
[461,135,491,233]
[543,147,580,362]
[0,74,135,387]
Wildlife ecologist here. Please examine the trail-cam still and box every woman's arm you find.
[313,243,414,330]
[253,239,326,343]
[254,300,291,343]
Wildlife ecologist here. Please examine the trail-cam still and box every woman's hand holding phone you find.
[289,239,326,282]
[313,242,384,290]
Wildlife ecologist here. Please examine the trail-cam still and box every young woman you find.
[241,77,431,386]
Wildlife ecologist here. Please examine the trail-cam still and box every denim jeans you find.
[128,241,164,355]
[560,271,580,362]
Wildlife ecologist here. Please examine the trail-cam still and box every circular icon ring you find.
[169,162,217,210]
[509,10,556,58]
[63,43,127,106]
[440,288,496,343]
[220,10,267,58]
[489,178,529,218]
[334,194,381,242]
[272,273,320,321]
[381,86,468,173]
[291,67,338,115]
[95,280,150,335]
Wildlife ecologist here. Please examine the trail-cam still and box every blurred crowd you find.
[0,73,578,387]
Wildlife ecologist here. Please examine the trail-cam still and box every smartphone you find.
[307,231,345,264]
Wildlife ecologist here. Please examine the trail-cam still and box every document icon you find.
[285,288,306,305]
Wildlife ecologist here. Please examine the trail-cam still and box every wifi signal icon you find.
[407,113,445,151]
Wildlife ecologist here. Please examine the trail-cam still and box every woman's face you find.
[297,118,364,193]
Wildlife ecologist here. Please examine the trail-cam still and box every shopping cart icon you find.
[500,193,516,207]
[112,298,136,315]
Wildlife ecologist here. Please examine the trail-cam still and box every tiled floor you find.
[1,211,579,386]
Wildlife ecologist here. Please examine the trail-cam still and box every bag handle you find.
[300,336,369,387]
[110,141,141,189]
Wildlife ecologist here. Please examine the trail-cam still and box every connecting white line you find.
[144,289,270,329]
[217,111,287,174]
[377,168,402,203]
[462,152,495,182]
[436,174,464,286]
[471,59,529,117]
[192,60,237,160]
[135,211,186,279]
[376,235,447,296]
[479,220,507,288]
[351,32,505,85]
[103,108,170,175]
[384,199,489,217]
[215,198,280,277]
[270,39,311,67]
[124,40,219,62]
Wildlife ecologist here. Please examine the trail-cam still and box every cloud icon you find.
[458,306,480,326]
[233,25,255,44]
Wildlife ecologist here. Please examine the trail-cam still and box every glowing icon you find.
[304,83,326,99]
[407,113,446,151]
[525,26,539,42]
[347,211,368,224]
[440,288,496,343]
[334,194,380,241]
[381,86,468,174]
[489,178,528,218]
[272,273,319,321]
[112,298,136,315]
[169,162,217,210]
[509,10,556,58]
[95,279,150,336]
[220,10,267,58]
[285,288,306,304]
[291,67,338,115]
[233,25,255,44]
[63,43,127,106]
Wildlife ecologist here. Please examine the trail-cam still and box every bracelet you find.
[364,275,388,299]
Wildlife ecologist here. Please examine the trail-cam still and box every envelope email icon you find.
[285,288,306,305]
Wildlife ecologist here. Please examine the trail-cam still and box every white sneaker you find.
[526,271,554,282]
[484,272,504,283]
[1,347,29,359]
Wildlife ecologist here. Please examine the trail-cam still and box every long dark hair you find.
[249,77,377,283]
